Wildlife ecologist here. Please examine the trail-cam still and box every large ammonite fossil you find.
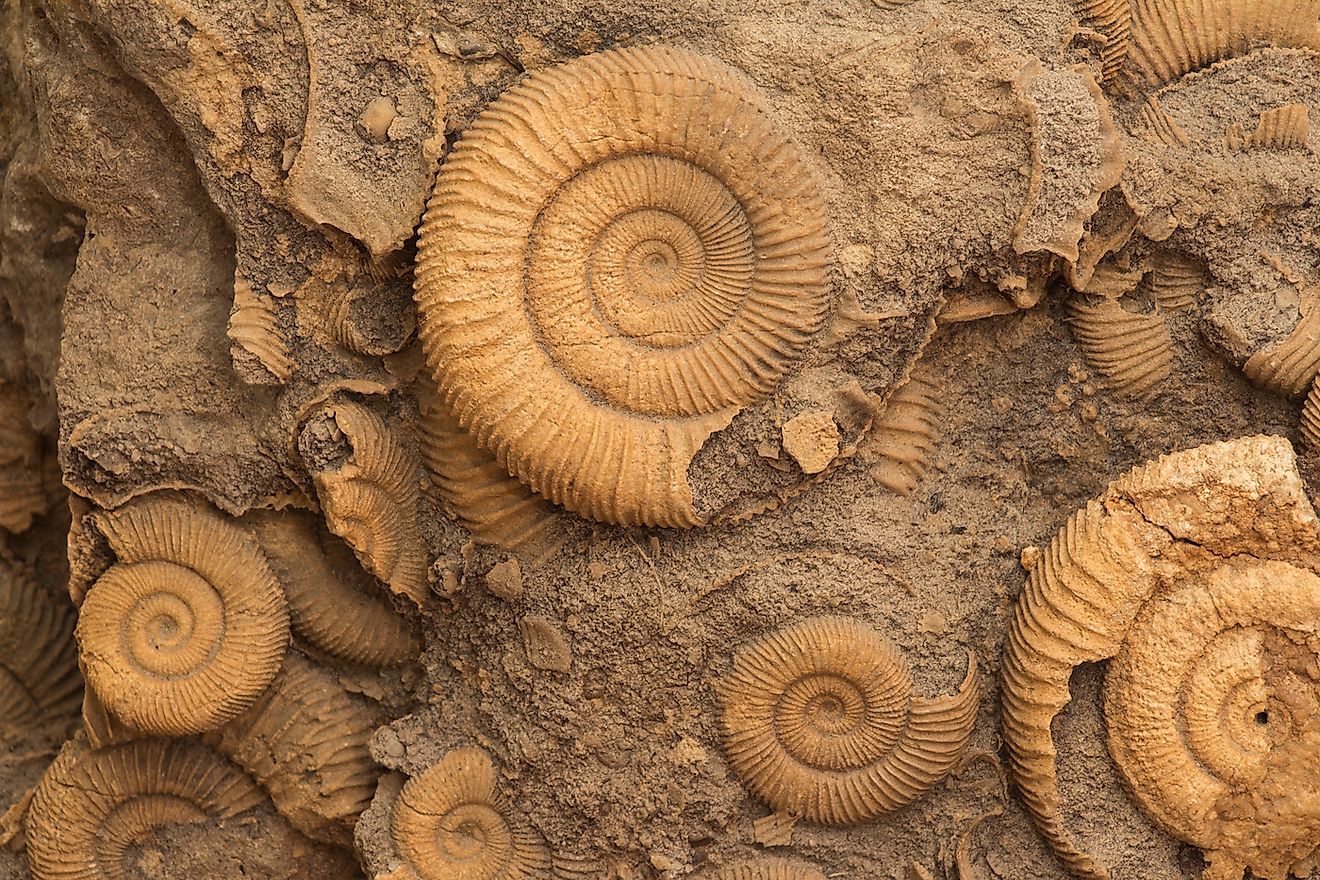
[715,615,978,824]
[1001,435,1320,880]
[391,745,551,880]
[75,494,290,736]
[25,739,266,880]
[414,45,833,528]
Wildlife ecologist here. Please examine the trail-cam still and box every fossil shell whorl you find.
[250,511,419,667]
[1225,104,1311,151]
[1075,0,1133,83]
[1000,436,1320,880]
[228,274,292,384]
[697,858,827,880]
[25,739,265,880]
[1145,251,1204,311]
[1302,377,1320,448]
[0,383,47,533]
[1065,297,1175,400]
[414,45,833,529]
[304,400,428,605]
[391,745,551,880]
[864,366,942,496]
[0,563,81,738]
[417,386,566,565]
[1104,560,1320,878]
[213,651,380,846]
[1241,298,1320,397]
[716,615,978,824]
[75,495,290,736]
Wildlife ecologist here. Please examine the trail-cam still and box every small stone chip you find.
[781,409,841,474]
[485,558,523,602]
[360,96,396,143]
[752,811,797,847]
[520,615,571,673]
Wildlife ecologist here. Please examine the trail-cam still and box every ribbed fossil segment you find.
[1302,378,1320,448]
[716,616,978,824]
[1225,104,1311,151]
[1242,299,1320,396]
[1123,0,1320,89]
[250,511,419,667]
[0,382,47,533]
[228,274,292,384]
[865,366,943,496]
[414,45,833,528]
[1136,96,1190,146]
[391,745,551,880]
[0,562,81,739]
[26,739,266,880]
[1000,435,1320,880]
[1145,251,1204,311]
[698,858,827,880]
[417,387,566,565]
[213,652,380,846]
[1065,297,1174,399]
[1075,0,1133,83]
[75,495,290,736]
[305,400,428,605]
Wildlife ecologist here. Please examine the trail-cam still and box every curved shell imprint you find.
[0,383,47,533]
[391,745,551,880]
[0,563,81,739]
[864,365,943,496]
[25,739,265,880]
[716,615,978,824]
[1000,435,1320,880]
[414,45,833,528]
[1065,296,1174,400]
[1242,296,1320,397]
[75,495,290,736]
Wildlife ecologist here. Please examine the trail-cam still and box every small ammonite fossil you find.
[715,615,978,824]
[1001,435,1320,880]
[414,45,833,529]
[391,745,551,880]
[75,494,290,736]
[25,738,266,880]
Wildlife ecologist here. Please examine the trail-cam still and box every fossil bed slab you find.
[3,0,1320,879]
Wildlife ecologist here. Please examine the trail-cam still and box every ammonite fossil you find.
[716,615,978,824]
[75,494,290,736]
[25,739,266,880]
[1001,435,1320,880]
[698,858,827,880]
[391,745,551,880]
[0,562,81,740]
[414,45,833,528]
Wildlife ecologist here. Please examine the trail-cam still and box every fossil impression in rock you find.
[1225,104,1311,150]
[1242,292,1320,397]
[864,365,943,496]
[305,399,428,605]
[1136,96,1190,146]
[716,615,978,824]
[1001,434,1320,880]
[1075,0,1133,83]
[1302,378,1320,448]
[1065,296,1174,400]
[698,858,827,880]
[0,562,81,740]
[211,651,379,846]
[75,495,290,736]
[414,45,833,528]
[0,382,47,533]
[25,739,265,880]
[228,273,292,384]
[391,745,551,880]
[250,511,419,667]
[417,386,566,565]
[1144,251,1204,311]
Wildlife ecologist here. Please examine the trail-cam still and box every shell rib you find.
[306,400,428,605]
[0,383,46,533]
[0,563,81,738]
[865,366,942,496]
[716,616,978,824]
[1076,0,1134,83]
[1225,104,1311,151]
[75,495,290,736]
[414,45,833,528]
[417,386,566,565]
[26,739,265,880]
[1242,298,1320,396]
[1301,377,1320,448]
[228,274,292,383]
[212,651,379,846]
[1137,96,1191,146]
[1001,435,1320,880]
[1065,297,1174,399]
[391,745,551,880]
[1123,0,1320,90]
[698,859,827,880]
[250,511,419,667]
[1145,250,1204,311]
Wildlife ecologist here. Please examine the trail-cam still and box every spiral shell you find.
[697,858,827,880]
[26,739,265,880]
[864,366,942,496]
[0,563,81,739]
[1225,103,1311,151]
[213,651,379,845]
[1065,297,1174,400]
[1105,560,1320,879]
[391,745,551,880]
[75,495,290,736]
[1242,297,1320,396]
[1123,0,1320,90]
[716,616,978,824]
[414,45,833,528]
[250,511,419,667]
[1001,435,1320,880]
[305,400,428,605]
[417,386,566,565]
[0,383,46,533]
